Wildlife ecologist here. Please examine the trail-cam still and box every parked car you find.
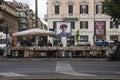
[108,42,120,60]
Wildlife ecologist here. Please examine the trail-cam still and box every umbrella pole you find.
[35,36,38,46]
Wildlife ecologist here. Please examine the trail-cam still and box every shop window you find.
[110,35,118,41]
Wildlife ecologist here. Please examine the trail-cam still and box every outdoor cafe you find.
[4,28,108,58]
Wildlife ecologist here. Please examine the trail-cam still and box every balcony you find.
[63,14,78,21]
[44,14,79,21]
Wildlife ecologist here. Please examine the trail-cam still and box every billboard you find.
[95,21,106,36]
[56,22,71,37]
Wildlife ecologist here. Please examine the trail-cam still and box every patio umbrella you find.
[12,28,55,37]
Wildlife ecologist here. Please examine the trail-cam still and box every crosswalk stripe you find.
[56,61,97,76]
[0,72,27,77]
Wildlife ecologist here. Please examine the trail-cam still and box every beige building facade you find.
[45,0,120,46]
[0,1,18,33]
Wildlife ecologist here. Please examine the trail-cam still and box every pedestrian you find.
[47,40,52,46]
[38,39,43,47]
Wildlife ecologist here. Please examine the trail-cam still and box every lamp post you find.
[35,0,38,46]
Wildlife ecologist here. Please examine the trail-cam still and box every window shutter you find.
[71,21,75,29]
[80,5,82,14]
[110,21,113,29]
[80,22,83,29]
[96,5,98,14]
[86,5,88,14]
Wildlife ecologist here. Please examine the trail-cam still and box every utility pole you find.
[35,0,38,46]
[5,26,9,47]
[93,0,96,46]
[35,0,38,28]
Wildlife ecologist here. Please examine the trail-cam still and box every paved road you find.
[0,60,120,79]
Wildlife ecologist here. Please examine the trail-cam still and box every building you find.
[8,1,29,31]
[9,1,45,30]
[0,0,18,33]
[28,9,35,29]
[44,0,120,46]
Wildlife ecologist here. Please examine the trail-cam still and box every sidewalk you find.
[0,57,108,61]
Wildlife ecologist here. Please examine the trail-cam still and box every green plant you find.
[75,30,80,42]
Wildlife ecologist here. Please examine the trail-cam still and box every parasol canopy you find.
[12,28,55,36]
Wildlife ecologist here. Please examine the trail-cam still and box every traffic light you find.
[0,0,3,5]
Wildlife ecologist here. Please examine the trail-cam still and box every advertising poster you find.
[56,22,71,37]
[95,21,106,36]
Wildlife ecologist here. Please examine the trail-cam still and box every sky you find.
[4,0,47,23]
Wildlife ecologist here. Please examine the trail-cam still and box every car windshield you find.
[0,39,6,44]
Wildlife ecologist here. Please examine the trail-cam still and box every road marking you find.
[0,72,27,77]
[56,61,97,76]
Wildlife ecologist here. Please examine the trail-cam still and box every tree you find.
[103,0,120,24]
[75,30,80,44]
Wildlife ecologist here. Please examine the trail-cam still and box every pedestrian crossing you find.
[56,61,97,76]
[0,72,27,77]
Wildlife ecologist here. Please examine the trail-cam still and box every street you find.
[0,60,120,79]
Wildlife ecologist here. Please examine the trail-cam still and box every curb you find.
[0,58,108,61]
[0,76,120,80]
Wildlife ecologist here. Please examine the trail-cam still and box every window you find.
[110,21,119,29]
[68,5,73,14]
[80,2,88,14]
[96,5,103,14]
[80,5,88,14]
[55,5,59,14]
[96,2,103,14]
[80,21,88,29]
[80,35,88,42]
